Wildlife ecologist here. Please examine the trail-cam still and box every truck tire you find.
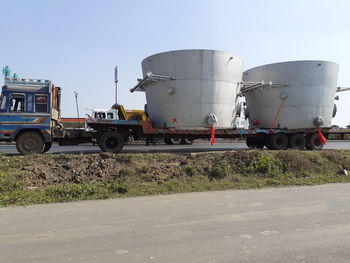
[180,138,193,145]
[98,131,123,153]
[16,131,45,155]
[42,142,52,153]
[267,133,288,150]
[288,133,306,150]
[164,138,181,145]
[306,133,324,151]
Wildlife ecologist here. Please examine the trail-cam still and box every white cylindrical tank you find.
[243,60,339,129]
[141,49,243,128]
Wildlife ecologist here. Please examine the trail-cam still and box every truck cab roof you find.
[3,78,55,93]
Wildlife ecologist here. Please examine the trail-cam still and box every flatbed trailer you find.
[327,128,350,140]
[85,117,333,152]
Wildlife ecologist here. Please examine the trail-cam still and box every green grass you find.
[1,150,350,207]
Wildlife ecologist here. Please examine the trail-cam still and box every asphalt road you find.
[1,140,350,155]
[1,183,350,263]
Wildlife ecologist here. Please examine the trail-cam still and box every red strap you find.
[271,99,286,127]
[318,128,327,145]
[210,125,215,145]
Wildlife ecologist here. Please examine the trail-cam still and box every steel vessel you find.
[136,49,243,128]
[242,60,339,129]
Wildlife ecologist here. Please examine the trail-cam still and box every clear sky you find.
[0,0,349,126]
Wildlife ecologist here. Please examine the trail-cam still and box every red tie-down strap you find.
[210,125,215,145]
[318,128,327,145]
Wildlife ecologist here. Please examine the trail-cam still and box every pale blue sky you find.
[0,0,349,126]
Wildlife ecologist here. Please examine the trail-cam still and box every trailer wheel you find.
[288,133,306,150]
[16,131,45,155]
[246,137,264,149]
[267,133,288,150]
[306,133,324,151]
[42,142,52,153]
[99,131,123,153]
[180,138,193,145]
[123,134,134,145]
[164,138,181,145]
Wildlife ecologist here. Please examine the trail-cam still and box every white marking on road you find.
[114,249,129,255]
[240,234,252,239]
[296,255,306,261]
[260,230,279,235]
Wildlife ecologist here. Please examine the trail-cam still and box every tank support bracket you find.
[130,72,177,93]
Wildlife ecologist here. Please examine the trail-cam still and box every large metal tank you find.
[139,49,243,128]
[243,60,339,129]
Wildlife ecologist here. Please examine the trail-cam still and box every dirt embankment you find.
[18,151,260,187]
[1,150,350,206]
[12,150,350,187]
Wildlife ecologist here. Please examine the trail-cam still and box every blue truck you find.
[0,77,146,154]
[0,78,63,154]
[0,78,93,154]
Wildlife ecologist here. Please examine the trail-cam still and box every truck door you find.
[0,94,10,138]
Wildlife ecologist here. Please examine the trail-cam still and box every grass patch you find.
[0,150,350,207]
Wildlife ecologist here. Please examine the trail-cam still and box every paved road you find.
[1,184,350,263]
[1,140,350,155]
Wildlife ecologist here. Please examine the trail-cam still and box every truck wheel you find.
[288,133,306,150]
[16,131,45,155]
[42,142,52,153]
[306,133,324,151]
[246,137,265,149]
[164,138,181,145]
[267,133,288,150]
[180,138,193,145]
[99,131,123,153]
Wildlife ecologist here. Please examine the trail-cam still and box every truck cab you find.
[92,109,118,120]
[0,78,61,154]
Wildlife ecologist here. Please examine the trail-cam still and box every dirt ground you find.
[18,151,257,187]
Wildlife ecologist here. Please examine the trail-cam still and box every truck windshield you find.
[10,94,25,112]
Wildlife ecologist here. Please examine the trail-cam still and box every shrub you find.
[248,153,282,177]
[209,161,232,179]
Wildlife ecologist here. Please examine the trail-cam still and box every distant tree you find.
[347,124,350,129]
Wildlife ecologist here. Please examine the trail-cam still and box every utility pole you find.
[114,66,118,104]
[74,91,80,127]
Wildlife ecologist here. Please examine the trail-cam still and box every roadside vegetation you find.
[1,150,350,207]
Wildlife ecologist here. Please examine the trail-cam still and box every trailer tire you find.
[246,137,264,149]
[164,138,181,145]
[16,131,45,155]
[306,133,324,151]
[99,131,123,153]
[267,133,288,150]
[288,133,306,150]
[123,134,134,145]
[42,142,52,153]
[180,138,193,145]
